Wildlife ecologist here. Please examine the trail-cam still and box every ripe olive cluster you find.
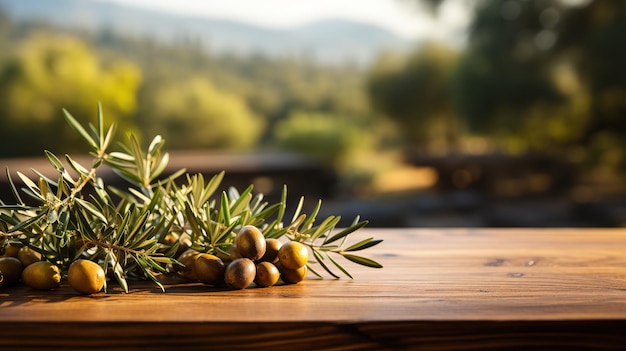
[0,225,309,293]
[0,245,105,294]
[176,225,309,289]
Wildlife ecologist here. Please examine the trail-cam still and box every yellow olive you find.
[280,265,308,284]
[224,258,256,289]
[17,246,42,267]
[278,241,309,269]
[0,257,23,286]
[261,238,282,263]
[195,254,225,285]
[68,259,105,294]
[176,249,201,281]
[235,225,266,261]
[21,261,61,290]
[254,261,280,287]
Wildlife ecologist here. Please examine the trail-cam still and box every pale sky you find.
[104,0,471,44]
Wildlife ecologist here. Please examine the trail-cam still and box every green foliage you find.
[368,42,459,150]
[272,110,376,169]
[0,106,381,291]
[138,77,264,150]
[451,1,564,136]
[0,33,141,157]
[394,0,626,171]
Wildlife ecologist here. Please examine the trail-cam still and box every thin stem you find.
[86,239,144,256]
[0,231,26,238]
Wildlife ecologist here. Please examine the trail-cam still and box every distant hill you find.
[0,0,411,65]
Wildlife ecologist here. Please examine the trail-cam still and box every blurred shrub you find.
[272,110,376,169]
[0,33,141,156]
[368,42,459,152]
[138,77,264,150]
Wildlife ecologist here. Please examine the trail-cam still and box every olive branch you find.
[0,104,382,292]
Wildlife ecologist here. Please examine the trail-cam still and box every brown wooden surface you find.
[1,228,626,350]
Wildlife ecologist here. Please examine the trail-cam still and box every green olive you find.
[224,258,256,289]
[0,257,23,286]
[235,225,266,261]
[195,253,225,285]
[254,261,280,287]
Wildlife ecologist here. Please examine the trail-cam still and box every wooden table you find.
[1,228,625,350]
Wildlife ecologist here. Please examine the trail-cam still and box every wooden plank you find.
[1,228,626,349]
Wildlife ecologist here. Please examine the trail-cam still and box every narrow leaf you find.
[65,155,90,176]
[312,249,340,279]
[97,102,104,149]
[291,196,304,223]
[8,211,45,233]
[44,150,65,173]
[323,220,369,245]
[342,254,383,268]
[220,191,231,225]
[16,172,40,195]
[301,199,322,230]
[343,238,383,252]
[75,198,108,223]
[63,108,98,149]
[148,135,163,154]
[108,151,135,162]
[102,122,117,152]
[328,254,353,279]
[310,215,340,241]
[31,168,57,187]
[307,264,323,279]
[150,152,169,181]
[5,168,24,205]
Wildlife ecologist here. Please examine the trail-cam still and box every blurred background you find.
[0,0,624,227]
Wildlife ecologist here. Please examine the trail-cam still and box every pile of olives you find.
[0,225,309,293]
[0,244,105,294]
[177,225,309,289]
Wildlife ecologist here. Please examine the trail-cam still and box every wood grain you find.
[1,228,626,350]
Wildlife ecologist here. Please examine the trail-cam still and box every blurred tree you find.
[451,1,564,139]
[0,33,141,157]
[367,42,458,152]
[92,32,373,148]
[272,110,376,170]
[0,13,383,188]
[557,0,626,169]
[399,0,626,170]
[137,76,264,150]
[454,0,626,165]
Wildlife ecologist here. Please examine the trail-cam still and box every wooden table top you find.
[2,228,626,350]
